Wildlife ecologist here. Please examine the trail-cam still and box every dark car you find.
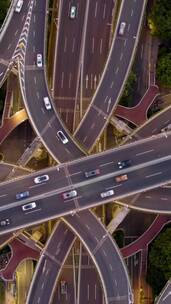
[0,219,10,227]
[84,169,100,178]
[16,191,29,200]
[117,160,132,169]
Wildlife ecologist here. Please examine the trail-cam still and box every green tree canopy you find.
[149,0,171,40]
[147,227,171,296]
[0,1,10,25]
[156,52,171,87]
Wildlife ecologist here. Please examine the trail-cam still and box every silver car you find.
[22,202,36,211]
[62,190,77,200]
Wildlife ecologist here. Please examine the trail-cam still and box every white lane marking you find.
[94,1,98,18]
[100,39,103,54]
[136,149,154,156]
[41,107,45,114]
[120,53,123,61]
[64,37,67,52]
[33,45,35,52]
[15,29,19,36]
[128,24,130,31]
[95,284,97,300]
[106,184,122,190]
[83,136,87,143]
[131,9,134,17]
[72,37,75,53]
[7,44,11,50]
[91,122,95,129]
[48,122,52,128]
[109,264,113,271]
[103,250,107,256]
[92,37,95,53]
[161,197,168,201]
[140,44,143,59]
[151,128,157,134]
[45,269,49,276]
[36,92,40,99]
[110,81,114,88]
[65,148,71,154]
[100,161,113,167]
[24,208,41,215]
[86,224,90,230]
[29,183,45,189]
[70,171,82,176]
[33,15,36,23]
[41,282,44,289]
[34,76,37,84]
[94,236,99,242]
[103,3,106,19]
[64,228,68,234]
[87,284,90,300]
[145,196,152,199]
[0,194,7,198]
[104,96,108,103]
[145,172,162,178]
[33,30,35,38]
[115,67,119,74]
[124,39,127,47]
[61,72,64,88]
[68,73,72,89]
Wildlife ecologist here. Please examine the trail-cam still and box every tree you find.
[156,52,171,87]
[0,1,10,25]
[149,0,171,40]
[147,227,171,296]
[120,71,137,107]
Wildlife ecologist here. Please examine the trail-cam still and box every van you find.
[43,97,51,110]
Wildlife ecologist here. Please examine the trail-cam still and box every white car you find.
[100,189,114,199]
[34,174,49,184]
[36,54,43,67]
[57,131,69,144]
[62,190,77,200]
[119,22,126,35]
[15,0,23,13]
[43,97,52,110]
[70,6,76,19]
[22,202,36,211]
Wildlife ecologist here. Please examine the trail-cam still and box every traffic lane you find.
[65,212,130,303]
[0,64,9,82]
[54,0,86,96]
[137,109,171,138]
[79,267,103,304]
[1,133,171,206]
[95,239,129,302]
[24,70,83,162]
[27,223,75,304]
[156,281,171,304]
[74,0,146,149]
[0,0,30,59]
[83,0,114,97]
[67,134,171,184]
[45,224,74,262]
[0,165,69,206]
[129,187,171,212]
[27,256,58,304]
[55,266,75,304]
[25,0,46,65]
[77,159,171,209]
[0,195,77,234]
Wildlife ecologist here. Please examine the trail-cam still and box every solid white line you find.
[136,149,154,156]
[0,194,7,198]
[70,171,82,176]
[24,208,41,215]
[145,172,162,178]
[103,3,106,19]
[106,184,122,190]
[94,2,98,18]
[100,161,113,167]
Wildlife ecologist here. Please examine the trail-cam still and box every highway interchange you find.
[0,0,171,303]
